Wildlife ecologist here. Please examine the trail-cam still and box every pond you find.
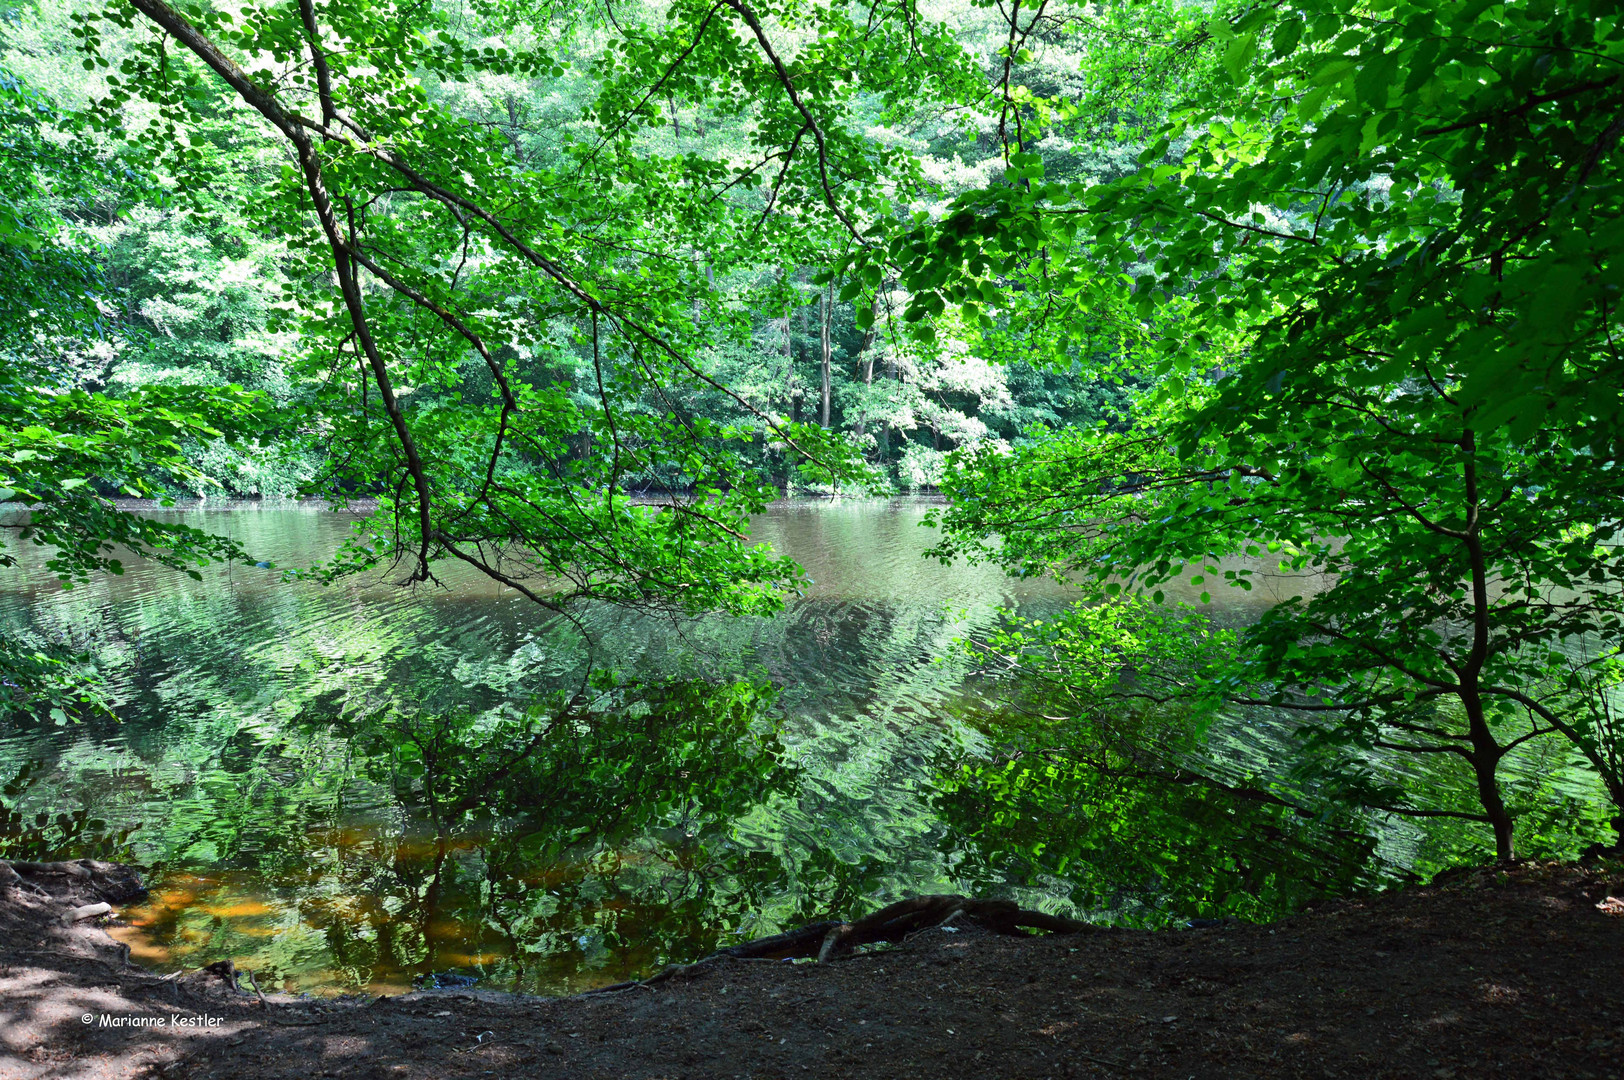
[0,498,1594,996]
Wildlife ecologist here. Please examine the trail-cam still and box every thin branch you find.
[720,0,865,242]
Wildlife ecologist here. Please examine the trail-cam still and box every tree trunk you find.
[820,283,832,429]
[858,290,879,379]
[852,291,880,438]
[1458,436,1514,862]
[779,271,796,417]
[1462,683,1515,862]
[783,311,793,380]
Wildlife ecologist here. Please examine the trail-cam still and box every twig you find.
[245,969,268,1006]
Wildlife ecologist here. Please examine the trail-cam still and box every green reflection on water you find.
[1,498,1609,994]
[116,677,801,995]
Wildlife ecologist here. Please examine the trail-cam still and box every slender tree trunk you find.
[853,290,880,438]
[789,317,800,423]
[1461,683,1514,861]
[1458,435,1514,861]
[853,353,874,438]
[820,282,832,428]
[780,272,797,422]
[692,250,706,323]
[858,290,879,375]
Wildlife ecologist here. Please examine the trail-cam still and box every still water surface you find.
[0,498,1549,995]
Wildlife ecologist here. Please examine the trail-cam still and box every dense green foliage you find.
[1,44,274,714]
[1,0,1162,712]
[917,0,1624,859]
[2,0,1137,515]
[6,0,1624,929]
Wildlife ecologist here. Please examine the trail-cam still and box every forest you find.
[2,0,1624,1073]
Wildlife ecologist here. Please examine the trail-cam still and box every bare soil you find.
[4,858,1624,1080]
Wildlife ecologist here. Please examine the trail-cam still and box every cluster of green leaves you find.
[0,63,101,347]
[0,53,283,718]
[1,384,269,583]
[873,0,1624,418]
[908,0,1624,859]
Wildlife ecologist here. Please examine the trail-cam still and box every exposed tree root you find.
[588,896,1094,994]
[716,919,847,960]
[0,858,149,903]
[61,901,113,925]
[0,858,49,897]
[817,894,1096,961]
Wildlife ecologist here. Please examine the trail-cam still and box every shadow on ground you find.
[4,859,1623,1079]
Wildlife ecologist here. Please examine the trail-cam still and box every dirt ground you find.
[4,858,1624,1080]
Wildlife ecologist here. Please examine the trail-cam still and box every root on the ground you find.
[589,895,1094,994]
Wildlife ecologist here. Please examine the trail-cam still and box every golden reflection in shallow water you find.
[105,925,171,966]
[100,833,681,997]
[197,899,277,918]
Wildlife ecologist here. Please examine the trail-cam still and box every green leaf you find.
[1223,33,1258,81]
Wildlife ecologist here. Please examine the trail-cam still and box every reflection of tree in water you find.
[296,677,802,991]
[932,694,1395,926]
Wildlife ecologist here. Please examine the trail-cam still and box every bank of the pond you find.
[4,858,1623,1079]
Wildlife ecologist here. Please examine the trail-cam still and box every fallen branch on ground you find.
[587,895,1095,994]
[61,901,112,925]
[818,895,1097,961]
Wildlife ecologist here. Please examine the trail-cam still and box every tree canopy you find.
[5,0,1624,864]
[919,0,1624,858]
